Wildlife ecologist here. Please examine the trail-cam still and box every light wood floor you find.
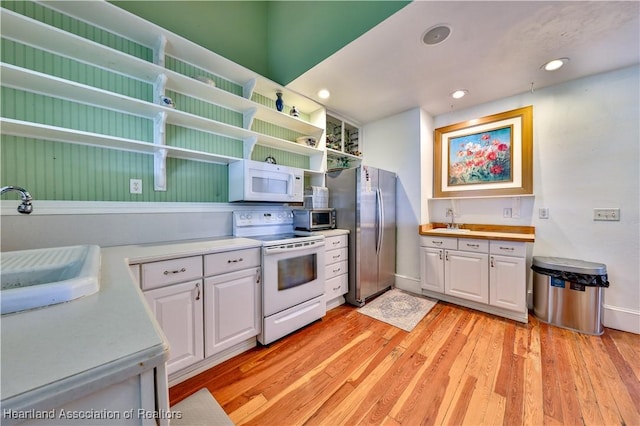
[170,301,639,425]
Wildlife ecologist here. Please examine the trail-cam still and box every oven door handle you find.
[263,241,325,255]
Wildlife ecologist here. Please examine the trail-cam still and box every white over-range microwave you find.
[228,159,304,203]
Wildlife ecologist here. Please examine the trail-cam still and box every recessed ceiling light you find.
[451,89,468,99]
[542,57,569,71]
[422,24,451,46]
[317,89,330,99]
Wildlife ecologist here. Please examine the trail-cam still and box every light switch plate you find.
[593,208,620,221]
[539,208,549,219]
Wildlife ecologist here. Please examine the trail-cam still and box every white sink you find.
[429,228,472,234]
[1,245,100,315]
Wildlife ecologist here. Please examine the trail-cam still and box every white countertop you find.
[0,236,261,413]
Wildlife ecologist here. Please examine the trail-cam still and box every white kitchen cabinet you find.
[445,249,489,304]
[489,241,527,313]
[144,280,204,375]
[420,247,445,293]
[420,235,528,323]
[204,267,261,357]
[324,233,349,310]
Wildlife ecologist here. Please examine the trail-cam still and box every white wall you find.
[430,65,639,333]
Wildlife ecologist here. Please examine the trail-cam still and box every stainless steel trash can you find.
[532,256,609,335]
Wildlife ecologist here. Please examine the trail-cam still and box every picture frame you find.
[433,105,533,198]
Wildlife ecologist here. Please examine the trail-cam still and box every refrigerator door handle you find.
[376,187,384,254]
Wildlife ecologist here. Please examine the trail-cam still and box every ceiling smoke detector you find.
[422,24,452,46]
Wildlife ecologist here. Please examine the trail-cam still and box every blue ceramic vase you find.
[275,92,284,112]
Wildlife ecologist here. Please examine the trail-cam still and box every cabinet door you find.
[490,255,526,312]
[445,250,489,303]
[144,280,204,375]
[204,267,261,358]
[420,247,445,293]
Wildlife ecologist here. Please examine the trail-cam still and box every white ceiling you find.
[287,1,640,124]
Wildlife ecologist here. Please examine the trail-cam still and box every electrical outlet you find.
[593,208,620,221]
[539,207,549,219]
[130,179,142,194]
[503,208,512,218]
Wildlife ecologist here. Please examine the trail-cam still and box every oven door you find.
[262,240,325,317]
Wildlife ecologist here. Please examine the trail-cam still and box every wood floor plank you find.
[338,311,449,425]
[494,320,516,397]
[563,329,605,426]
[391,311,472,425]
[461,315,505,425]
[539,321,564,424]
[574,332,625,425]
[582,331,640,426]
[607,329,640,380]
[435,315,488,424]
[167,301,637,426]
[552,328,584,424]
[601,331,640,410]
[523,315,544,426]
[385,305,465,422]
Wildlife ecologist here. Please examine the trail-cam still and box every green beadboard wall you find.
[0,1,309,202]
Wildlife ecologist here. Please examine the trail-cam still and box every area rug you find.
[170,388,234,426]
[357,288,437,332]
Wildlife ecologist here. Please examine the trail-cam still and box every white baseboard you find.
[394,274,421,294]
[603,304,640,334]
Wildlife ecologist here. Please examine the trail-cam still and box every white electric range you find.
[233,210,326,345]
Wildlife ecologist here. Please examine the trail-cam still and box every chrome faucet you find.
[446,207,458,229]
[1,186,33,214]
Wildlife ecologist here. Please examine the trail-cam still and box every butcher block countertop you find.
[419,223,535,243]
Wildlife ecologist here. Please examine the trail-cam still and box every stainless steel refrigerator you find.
[326,166,396,306]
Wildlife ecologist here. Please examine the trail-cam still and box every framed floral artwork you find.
[433,105,533,198]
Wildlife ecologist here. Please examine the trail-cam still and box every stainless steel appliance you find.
[233,210,325,344]
[292,208,336,231]
[228,159,304,203]
[326,166,396,306]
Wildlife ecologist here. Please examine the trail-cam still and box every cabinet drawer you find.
[325,274,348,299]
[326,260,348,280]
[490,240,526,257]
[141,256,203,290]
[458,239,489,253]
[421,236,457,250]
[204,248,261,277]
[325,235,348,251]
[326,248,348,265]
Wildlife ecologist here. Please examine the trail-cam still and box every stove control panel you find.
[234,210,294,227]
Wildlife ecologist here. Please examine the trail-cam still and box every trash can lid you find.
[532,256,607,275]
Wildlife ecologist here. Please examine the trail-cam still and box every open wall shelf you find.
[0,3,328,192]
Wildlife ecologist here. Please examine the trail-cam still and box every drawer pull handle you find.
[445,251,449,261]
[499,246,515,251]
[490,257,495,268]
[466,244,479,248]
[164,267,186,275]
[439,250,443,260]
[195,283,201,301]
[333,254,341,259]
[227,258,244,263]
[332,241,340,245]
[333,286,341,291]
[432,241,443,245]
[333,268,341,273]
